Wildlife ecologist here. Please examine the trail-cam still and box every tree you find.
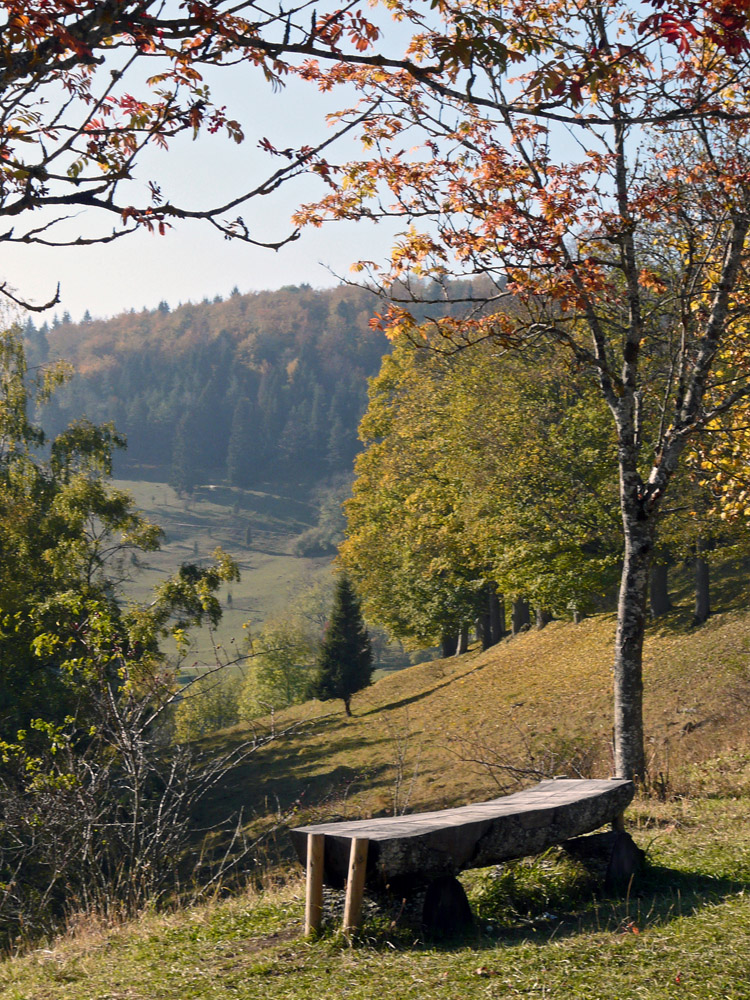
[446,340,622,622]
[239,618,317,718]
[295,0,750,781]
[0,329,162,732]
[341,335,622,648]
[227,396,258,487]
[174,671,241,741]
[0,0,393,310]
[0,583,253,946]
[341,339,491,648]
[0,325,255,942]
[310,574,372,716]
[169,410,201,495]
[0,324,240,736]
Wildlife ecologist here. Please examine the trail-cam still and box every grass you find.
[193,599,750,844]
[2,791,749,999]
[3,561,750,997]
[113,477,335,656]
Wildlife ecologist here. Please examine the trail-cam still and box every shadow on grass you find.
[482,864,750,948]
[346,861,750,954]
[192,718,398,844]
[366,676,461,716]
[367,658,490,716]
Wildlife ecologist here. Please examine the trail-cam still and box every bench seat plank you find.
[290,778,634,887]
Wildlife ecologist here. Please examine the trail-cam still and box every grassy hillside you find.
[2,606,750,998]
[3,795,749,1000]
[200,602,750,842]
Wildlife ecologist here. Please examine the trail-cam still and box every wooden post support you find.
[342,837,369,935]
[611,811,626,832]
[305,833,325,936]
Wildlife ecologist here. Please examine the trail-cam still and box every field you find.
[194,603,750,838]
[2,791,749,999]
[2,593,750,999]
[113,477,335,661]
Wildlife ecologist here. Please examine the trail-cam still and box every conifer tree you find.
[310,575,372,716]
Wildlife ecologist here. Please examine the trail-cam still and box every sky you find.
[3,53,401,324]
[2,8,598,326]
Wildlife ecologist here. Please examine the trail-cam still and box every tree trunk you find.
[649,562,672,618]
[441,634,456,659]
[613,517,653,782]
[477,611,492,650]
[455,625,469,655]
[693,546,710,625]
[477,583,504,649]
[343,697,352,717]
[606,200,749,783]
[490,589,505,642]
[476,584,494,649]
[535,609,552,630]
[511,599,530,635]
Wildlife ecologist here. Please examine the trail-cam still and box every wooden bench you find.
[290,777,636,935]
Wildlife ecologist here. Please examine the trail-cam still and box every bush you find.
[174,671,242,741]
[239,620,317,719]
[292,525,338,557]
[0,664,267,950]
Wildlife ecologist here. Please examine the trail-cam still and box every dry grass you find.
[3,605,750,998]
[195,605,750,856]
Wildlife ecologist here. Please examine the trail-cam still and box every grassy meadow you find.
[2,584,750,998]
[113,477,336,660]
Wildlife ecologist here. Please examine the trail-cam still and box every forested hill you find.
[23,284,391,489]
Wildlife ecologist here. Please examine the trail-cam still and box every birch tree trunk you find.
[613,513,654,781]
[607,209,750,779]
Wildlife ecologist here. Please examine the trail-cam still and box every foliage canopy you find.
[295,0,750,781]
[342,337,623,647]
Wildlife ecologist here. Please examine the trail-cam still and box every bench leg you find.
[611,811,626,832]
[342,837,369,935]
[305,833,325,936]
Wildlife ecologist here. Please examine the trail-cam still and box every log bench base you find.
[421,875,475,938]
[564,829,644,888]
[291,778,636,936]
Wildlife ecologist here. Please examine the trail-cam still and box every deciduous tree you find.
[0,0,391,309]
[0,324,238,736]
[341,338,485,647]
[342,335,622,646]
[239,618,317,718]
[296,0,750,780]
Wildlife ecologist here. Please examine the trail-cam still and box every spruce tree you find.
[310,574,372,716]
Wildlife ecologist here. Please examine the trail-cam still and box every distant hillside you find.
[24,285,391,490]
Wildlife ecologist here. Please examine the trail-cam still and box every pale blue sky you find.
[6,55,400,322]
[4,8,619,324]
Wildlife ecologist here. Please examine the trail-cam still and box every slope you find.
[29,285,391,489]
[3,606,750,1000]
[199,602,750,855]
